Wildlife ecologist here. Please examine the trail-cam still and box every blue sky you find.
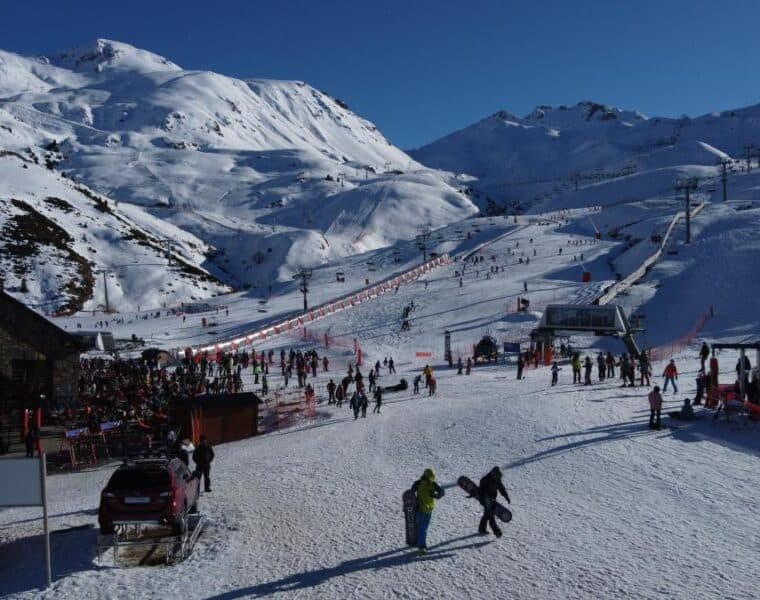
[2,0,760,149]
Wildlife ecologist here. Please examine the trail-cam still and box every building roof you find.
[0,291,87,358]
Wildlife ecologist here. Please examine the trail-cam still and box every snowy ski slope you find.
[2,203,759,599]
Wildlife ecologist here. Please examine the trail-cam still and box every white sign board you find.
[0,458,43,507]
[0,456,51,587]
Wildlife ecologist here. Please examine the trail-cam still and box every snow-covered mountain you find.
[0,39,476,312]
[410,100,758,211]
[0,150,230,314]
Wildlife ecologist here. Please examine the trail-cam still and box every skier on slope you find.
[410,468,444,554]
[571,353,581,384]
[662,359,678,394]
[583,356,593,385]
[475,467,510,538]
[551,361,561,386]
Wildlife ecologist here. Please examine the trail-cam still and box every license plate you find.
[124,496,150,504]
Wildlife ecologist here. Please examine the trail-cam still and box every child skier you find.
[551,361,561,386]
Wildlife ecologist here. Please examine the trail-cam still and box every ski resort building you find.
[531,304,642,357]
[0,290,84,416]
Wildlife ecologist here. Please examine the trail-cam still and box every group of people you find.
[324,359,397,418]
[413,364,437,395]
[558,351,654,388]
[75,357,208,431]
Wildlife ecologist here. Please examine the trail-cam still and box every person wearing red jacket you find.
[662,359,678,394]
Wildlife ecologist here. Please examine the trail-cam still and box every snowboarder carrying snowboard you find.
[476,467,510,537]
[410,468,444,554]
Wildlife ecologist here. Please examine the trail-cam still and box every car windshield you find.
[108,469,170,490]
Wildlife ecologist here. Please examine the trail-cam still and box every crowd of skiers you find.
[544,351,655,388]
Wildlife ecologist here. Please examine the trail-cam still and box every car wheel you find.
[172,513,188,537]
[100,522,115,535]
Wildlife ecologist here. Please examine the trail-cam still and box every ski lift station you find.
[531,304,642,358]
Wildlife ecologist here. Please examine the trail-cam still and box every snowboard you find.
[457,476,512,523]
[402,489,417,546]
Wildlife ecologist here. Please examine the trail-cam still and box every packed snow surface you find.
[2,210,759,599]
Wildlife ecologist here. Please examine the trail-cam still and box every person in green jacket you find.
[411,468,444,554]
[571,353,582,384]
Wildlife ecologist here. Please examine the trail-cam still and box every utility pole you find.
[157,239,173,266]
[96,269,111,313]
[675,178,698,244]
[572,172,580,192]
[744,143,754,173]
[717,158,729,202]
[415,229,432,262]
[293,268,313,311]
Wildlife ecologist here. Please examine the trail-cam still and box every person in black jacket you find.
[192,436,215,493]
[478,466,510,537]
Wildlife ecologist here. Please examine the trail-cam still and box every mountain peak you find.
[524,101,647,124]
[49,39,181,74]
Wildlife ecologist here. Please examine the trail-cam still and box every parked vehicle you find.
[474,335,500,363]
[98,457,199,536]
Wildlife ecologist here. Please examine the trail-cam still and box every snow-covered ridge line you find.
[192,254,451,354]
[597,202,706,305]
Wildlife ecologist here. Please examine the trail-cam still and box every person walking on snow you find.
[413,374,422,394]
[327,379,336,404]
[648,386,664,429]
[373,387,383,413]
[699,342,710,372]
[368,369,376,393]
[516,353,524,380]
[583,356,593,385]
[192,436,215,492]
[410,469,444,554]
[360,392,368,417]
[388,357,396,374]
[662,359,678,393]
[597,352,606,381]
[605,352,616,378]
[423,365,433,388]
[639,353,651,387]
[476,466,510,538]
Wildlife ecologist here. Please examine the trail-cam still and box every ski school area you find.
[1,207,760,600]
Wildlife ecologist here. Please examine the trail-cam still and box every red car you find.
[98,457,199,536]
